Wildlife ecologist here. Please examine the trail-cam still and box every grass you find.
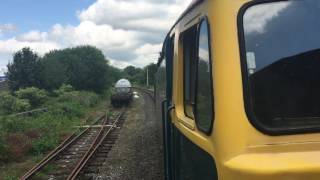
[0,86,111,179]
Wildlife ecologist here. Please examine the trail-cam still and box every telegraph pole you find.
[146,67,149,87]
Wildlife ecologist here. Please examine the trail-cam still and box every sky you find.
[0,0,192,75]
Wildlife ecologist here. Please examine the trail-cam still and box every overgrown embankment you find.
[0,85,110,179]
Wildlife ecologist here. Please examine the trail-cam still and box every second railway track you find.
[20,109,126,180]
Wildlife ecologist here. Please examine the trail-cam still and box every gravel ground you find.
[97,91,164,180]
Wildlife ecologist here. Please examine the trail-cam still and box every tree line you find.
[6,46,157,93]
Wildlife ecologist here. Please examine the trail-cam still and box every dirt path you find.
[97,91,164,180]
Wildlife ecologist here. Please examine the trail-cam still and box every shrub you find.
[58,91,99,107]
[0,93,16,114]
[0,93,31,114]
[51,102,84,118]
[12,98,31,112]
[59,84,74,93]
[53,84,74,97]
[0,136,9,162]
[30,134,58,155]
[6,133,31,161]
[15,87,47,107]
[0,117,28,133]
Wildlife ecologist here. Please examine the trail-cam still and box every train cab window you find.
[183,26,198,119]
[241,0,320,134]
[195,19,214,133]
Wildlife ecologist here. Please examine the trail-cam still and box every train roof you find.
[170,0,204,35]
[157,0,204,66]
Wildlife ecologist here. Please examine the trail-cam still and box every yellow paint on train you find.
[163,0,320,179]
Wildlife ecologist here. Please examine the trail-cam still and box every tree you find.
[106,66,123,86]
[141,63,157,86]
[6,48,41,91]
[123,65,143,84]
[40,46,111,93]
[40,51,68,91]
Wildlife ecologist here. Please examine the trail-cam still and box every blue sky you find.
[0,0,191,76]
[0,0,95,38]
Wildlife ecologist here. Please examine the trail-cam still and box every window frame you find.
[194,17,215,135]
[237,0,320,135]
[182,25,198,120]
[182,16,214,135]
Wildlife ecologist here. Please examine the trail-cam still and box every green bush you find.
[0,136,9,162]
[59,84,74,93]
[0,117,27,133]
[0,93,31,114]
[51,102,84,118]
[12,98,31,113]
[58,91,99,107]
[30,134,59,155]
[52,84,74,97]
[15,87,47,107]
[0,93,16,114]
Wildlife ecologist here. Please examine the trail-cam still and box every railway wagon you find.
[155,0,320,179]
[111,79,133,108]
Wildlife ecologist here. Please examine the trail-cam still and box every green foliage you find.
[0,92,31,114]
[15,87,47,107]
[12,98,31,113]
[6,46,123,93]
[40,46,110,93]
[0,135,9,162]
[52,84,74,97]
[123,66,143,84]
[106,66,123,86]
[58,84,74,93]
[122,63,157,87]
[143,63,157,86]
[6,48,41,91]
[39,55,68,90]
[58,91,99,108]
[51,102,85,118]
[30,134,59,155]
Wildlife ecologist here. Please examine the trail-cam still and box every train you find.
[154,0,320,179]
[111,79,133,108]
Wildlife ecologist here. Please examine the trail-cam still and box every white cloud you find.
[0,0,192,71]
[0,38,60,56]
[244,1,291,34]
[0,24,17,35]
[16,31,48,42]
[49,21,139,51]
[78,0,189,33]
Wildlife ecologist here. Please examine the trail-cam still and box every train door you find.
[162,35,175,180]
[171,18,217,180]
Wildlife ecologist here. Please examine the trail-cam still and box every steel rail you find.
[20,114,106,180]
[68,110,125,180]
[20,133,76,179]
[133,87,154,100]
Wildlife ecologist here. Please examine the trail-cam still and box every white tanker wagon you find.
[111,79,133,108]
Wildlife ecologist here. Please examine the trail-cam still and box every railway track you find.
[133,87,154,100]
[20,109,126,180]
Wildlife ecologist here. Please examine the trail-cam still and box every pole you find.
[147,67,149,87]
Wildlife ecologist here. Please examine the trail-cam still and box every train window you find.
[241,0,320,133]
[183,26,198,119]
[195,19,214,134]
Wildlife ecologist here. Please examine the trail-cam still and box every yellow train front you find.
[155,0,320,179]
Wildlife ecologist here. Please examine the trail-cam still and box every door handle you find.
[167,105,175,120]
[161,99,168,115]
